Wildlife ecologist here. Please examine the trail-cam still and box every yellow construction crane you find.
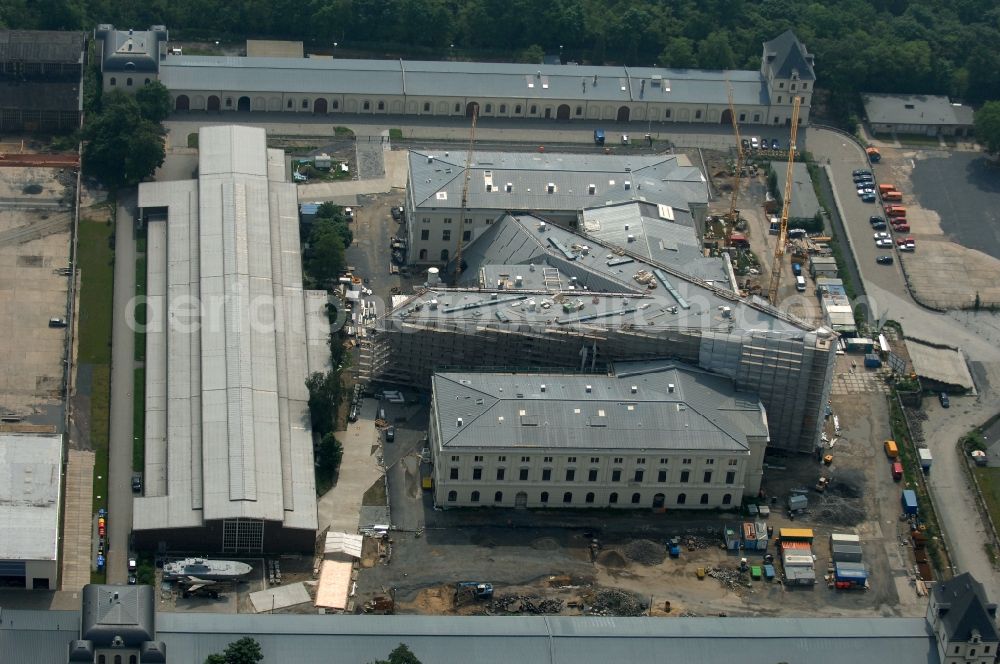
[725,81,744,227]
[766,96,802,304]
[452,107,478,285]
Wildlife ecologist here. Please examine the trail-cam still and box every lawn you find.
[895,133,942,147]
[973,466,1000,538]
[133,367,145,472]
[76,217,115,515]
[76,219,115,364]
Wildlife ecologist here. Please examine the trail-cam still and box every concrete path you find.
[60,449,94,591]
[316,398,384,534]
[106,192,137,584]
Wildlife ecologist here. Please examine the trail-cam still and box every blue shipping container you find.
[864,353,882,368]
[834,562,867,582]
[901,489,918,515]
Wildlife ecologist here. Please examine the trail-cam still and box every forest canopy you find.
[4,0,999,118]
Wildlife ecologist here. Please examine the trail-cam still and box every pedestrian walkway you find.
[60,449,94,592]
[316,398,385,534]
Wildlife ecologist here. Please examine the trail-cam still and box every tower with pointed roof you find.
[927,572,1000,664]
[760,30,816,126]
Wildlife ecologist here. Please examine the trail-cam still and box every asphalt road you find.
[106,192,137,583]
[911,151,1000,261]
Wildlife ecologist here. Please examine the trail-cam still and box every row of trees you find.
[204,634,421,663]
[6,0,1000,117]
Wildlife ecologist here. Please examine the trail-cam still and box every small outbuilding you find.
[863,93,974,137]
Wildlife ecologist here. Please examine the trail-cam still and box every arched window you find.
[515,104,522,114]
[454,103,461,112]
[500,104,507,113]
[448,490,457,502]
[332,100,340,109]
[722,493,732,505]
[494,491,503,503]
[363,100,371,110]
[302,99,309,109]
[530,105,537,114]
[540,491,549,503]
[225,97,233,107]
[126,77,133,86]
[700,493,709,504]
[144,78,150,85]
[609,492,618,504]
[631,492,641,504]
[471,491,480,502]
[377,100,385,110]
[677,493,686,505]
[576,106,583,116]
[287,99,293,108]
[585,492,595,503]
[109,77,116,86]
[485,103,492,113]
[563,491,572,503]
[424,102,431,112]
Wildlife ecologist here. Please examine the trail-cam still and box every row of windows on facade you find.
[108,76,150,87]
[450,466,738,484]
[97,655,139,664]
[421,228,471,242]
[453,455,738,466]
[446,489,734,505]
[174,94,806,122]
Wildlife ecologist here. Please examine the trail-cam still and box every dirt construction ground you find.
[355,360,929,619]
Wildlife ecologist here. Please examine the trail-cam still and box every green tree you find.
[135,80,173,123]
[306,370,341,435]
[698,31,736,69]
[658,37,696,68]
[517,44,545,64]
[204,637,263,664]
[304,219,346,286]
[975,101,1000,155]
[317,432,344,476]
[82,91,165,189]
[372,643,422,664]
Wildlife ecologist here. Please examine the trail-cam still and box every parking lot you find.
[872,147,1000,309]
[0,166,73,423]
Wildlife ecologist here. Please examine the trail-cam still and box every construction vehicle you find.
[866,146,881,163]
[724,81,745,234]
[454,581,494,605]
[451,107,478,285]
[766,97,802,304]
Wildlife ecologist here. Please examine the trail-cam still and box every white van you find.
[795,275,807,292]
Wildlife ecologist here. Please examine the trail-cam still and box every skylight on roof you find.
[436,192,447,200]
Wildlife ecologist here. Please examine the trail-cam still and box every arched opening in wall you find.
[175,95,190,111]
[653,493,665,508]
[207,95,221,111]
[720,108,732,125]
[314,98,328,114]
[237,96,251,111]
[466,101,480,118]
[617,105,630,122]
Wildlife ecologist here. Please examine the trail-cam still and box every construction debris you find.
[706,567,753,593]
[587,588,647,617]
[487,594,564,615]
[624,539,666,565]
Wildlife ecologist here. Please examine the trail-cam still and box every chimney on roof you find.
[668,383,675,393]
[988,603,998,618]
[624,181,631,190]
[505,183,512,192]
[547,183,555,194]
[457,418,463,427]
[427,155,434,163]
[515,275,523,287]
[588,184,596,195]
[538,222,547,232]
[630,385,637,394]
[486,183,492,192]
[593,74,598,86]
[585,385,592,393]
[626,234,635,242]
[540,384,546,392]
[537,70,542,79]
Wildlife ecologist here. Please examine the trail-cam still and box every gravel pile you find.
[597,550,627,568]
[588,589,646,617]
[624,539,666,565]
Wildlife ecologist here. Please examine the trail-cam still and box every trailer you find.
[902,489,918,515]
[787,495,808,512]
[778,528,814,543]
[830,533,861,546]
[834,562,868,588]
[831,543,864,563]
[844,338,874,353]
[918,448,933,473]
